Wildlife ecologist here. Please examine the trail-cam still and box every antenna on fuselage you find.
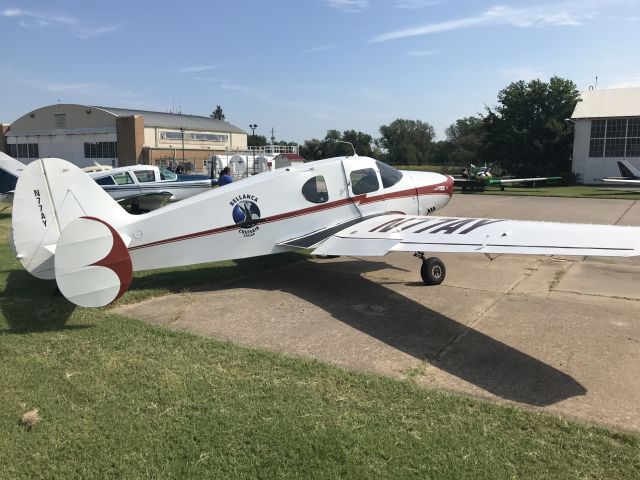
[334,140,358,157]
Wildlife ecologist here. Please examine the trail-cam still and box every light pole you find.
[179,127,185,167]
[249,124,258,177]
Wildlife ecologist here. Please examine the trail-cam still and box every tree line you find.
[214,76,580,179]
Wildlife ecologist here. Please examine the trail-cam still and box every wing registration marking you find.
[369,217,505,235]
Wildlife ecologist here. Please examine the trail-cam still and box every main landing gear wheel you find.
[414,252,446,285]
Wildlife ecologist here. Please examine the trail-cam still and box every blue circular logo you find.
[232,200,261,228]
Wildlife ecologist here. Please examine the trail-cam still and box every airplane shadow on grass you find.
[127,257,587,407]
[1,270,80,333]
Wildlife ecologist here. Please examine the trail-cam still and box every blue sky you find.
[1,0,640,143]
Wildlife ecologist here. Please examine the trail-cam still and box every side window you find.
[301,175,329,203]
[94,176,115,186]
[112,172,134,185]
[376,160,403,188]
[350,168,380,195]
[160,168,177,181]
[134,170,156,183]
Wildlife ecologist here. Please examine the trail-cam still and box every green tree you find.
[248,134,267,147]
[445,116,484,169]
[481,76,579,178]
[210,105,225,120]
[300,129,375,160]
[430,140,456,171]
[378,119,435,165]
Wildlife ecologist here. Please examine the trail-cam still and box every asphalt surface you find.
[117,194,640,432]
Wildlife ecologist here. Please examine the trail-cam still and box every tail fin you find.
[12,158,130,280]
[617,160,640,179]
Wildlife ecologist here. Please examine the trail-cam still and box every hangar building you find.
[571,87,640,183]
[0,104,247,172]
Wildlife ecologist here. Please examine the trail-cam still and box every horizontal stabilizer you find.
[55,216,132,307]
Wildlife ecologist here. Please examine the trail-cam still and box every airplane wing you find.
[312,214,640,257]
[600,178,640,185]
[490,176,561,186]
[116,191,173,212]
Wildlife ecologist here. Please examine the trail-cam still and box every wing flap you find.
[312,214,640,257]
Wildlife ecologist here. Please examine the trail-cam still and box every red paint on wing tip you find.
[446,175,455,197]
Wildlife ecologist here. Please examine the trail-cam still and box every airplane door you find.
[341,160,387,218]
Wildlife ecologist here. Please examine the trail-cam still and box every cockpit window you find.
[112,171,134,185]
[350,168,380,195]
[160,168,177,181]
[94,176,115,186]
[301,175,329,203]
[376,160,403,188]
[134,170,156,183]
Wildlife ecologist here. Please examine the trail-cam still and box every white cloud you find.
[302,44,340,54]
[326,0,370,13]
[370,1,614,43]
[74,24,122,39]
[1,7,120,38]
[180,65,216,74]
[1,7,74,26]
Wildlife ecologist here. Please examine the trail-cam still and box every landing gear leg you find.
[414,252,446,285]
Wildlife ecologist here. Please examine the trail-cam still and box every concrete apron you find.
[116,196,640,432]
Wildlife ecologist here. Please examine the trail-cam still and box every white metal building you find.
[1,104,247,171]
[571,87,640,183]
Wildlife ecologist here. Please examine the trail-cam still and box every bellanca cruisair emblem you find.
[230,194,261,236]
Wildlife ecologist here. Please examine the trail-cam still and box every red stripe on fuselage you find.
[128,180,450,251]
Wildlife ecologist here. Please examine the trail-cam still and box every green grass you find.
[1,207,640,479]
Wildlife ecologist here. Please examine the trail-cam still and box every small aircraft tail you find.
[617,160,640,179]
[12,158,133,306]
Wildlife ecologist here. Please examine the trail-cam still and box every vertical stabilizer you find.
[12,158,130,279]
[617,160,640,179]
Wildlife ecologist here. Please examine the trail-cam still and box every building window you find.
[54,113,66,128]
[9,143,39,158]
[84,141,117,159]
[589,118,640,158]
[628,119,640,157]
[160,131,228,142]
[589,120,605,157]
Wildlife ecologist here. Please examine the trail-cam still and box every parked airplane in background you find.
[0,154,216,212]
[0,152,25,196]
[89,164,216,212]
[454,163,561,191]
[12,156,640,308]
[600,160,640,185]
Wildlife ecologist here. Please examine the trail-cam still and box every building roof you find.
[92,106,247,133]
[571,87,640,119]
[275,153,305,161]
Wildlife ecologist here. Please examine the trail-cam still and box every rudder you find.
[12,158,130,279]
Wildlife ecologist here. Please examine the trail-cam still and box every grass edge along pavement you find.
[1,208,640,478]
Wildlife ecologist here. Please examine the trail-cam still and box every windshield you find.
[160,168,177,181]
[376,160,403,188]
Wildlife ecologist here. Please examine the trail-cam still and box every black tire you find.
[421,257,446,285]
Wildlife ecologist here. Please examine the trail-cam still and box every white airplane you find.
[0,151,26,196]
[88,164,216,212]
[11,156,640,308]
[600,160,640,185]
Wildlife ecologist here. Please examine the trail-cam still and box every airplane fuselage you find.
[119,157,453,271]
